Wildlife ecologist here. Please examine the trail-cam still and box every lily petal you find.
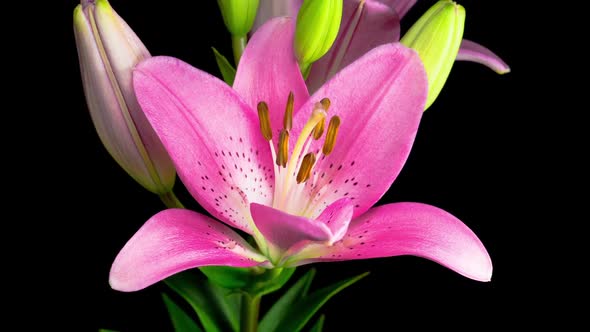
[293,43,427,219]
[291,203,492,282]
[279,198,354,264]
[456,39,511,74]
[315,197,354,244]
[110,209,268,292]
[234,17,309,134]
[250,203,332,252]
[306,0,400,92]
[133,56,274,233]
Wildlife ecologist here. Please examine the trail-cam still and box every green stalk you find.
[232,35,247,66]
[240,293,261,332]
[159,190,185,209]
[300,62,312,79]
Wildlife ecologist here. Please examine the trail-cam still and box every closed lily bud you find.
[401,0,465,110]
[295,0,343,73]
[217,0,260,37]
[73,0,175,194]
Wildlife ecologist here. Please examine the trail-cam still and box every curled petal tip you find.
[465,247,493,282]
[457,39,511,75]
[108,267,133,292]
[291,203,493,283]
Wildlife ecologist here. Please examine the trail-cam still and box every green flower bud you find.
[401,0,465,110]
[295,0,343,72]
[217,0,260,37]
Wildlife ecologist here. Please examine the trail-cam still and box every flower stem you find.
[159,191,185,209]
[232,35,247,66]
[240,293,261,332]
[300,62,312,79]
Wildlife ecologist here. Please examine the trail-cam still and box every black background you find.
[30,0,563,330]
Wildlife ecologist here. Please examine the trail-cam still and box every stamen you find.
[283,91,294,130]
[320,97,331,110]
[276,129,289,167]
[274,97,333,212]
[257,101,272,141]
[322,116,341,155]
[312,118,325,140]
[296,153,316,183]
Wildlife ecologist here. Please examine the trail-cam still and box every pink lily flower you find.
[252,0,509,92]
[109,18,491,292]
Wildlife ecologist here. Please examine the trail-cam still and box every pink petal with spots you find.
[250,203,332,251]
[110,209,268,292]
[307,0,400,92]
[279,198,354,264]
[133,56,275,234]
[292,43,427,219]
[234,17,309,136]
[314,197,354,244]
[290,203,492,282]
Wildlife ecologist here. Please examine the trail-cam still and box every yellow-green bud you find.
[401,0,465,110]
[295,0,343,71]
[217,0,260,37]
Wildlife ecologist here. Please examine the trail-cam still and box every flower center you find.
[257,93,341,217]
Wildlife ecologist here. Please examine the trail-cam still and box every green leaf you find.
[309,314,325,332]
[162,293,203,332]
[209,283,241,331]
[274,271,369,332]
[212,47,236,86]
[258,269,316,332]
[165,270,239,332]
